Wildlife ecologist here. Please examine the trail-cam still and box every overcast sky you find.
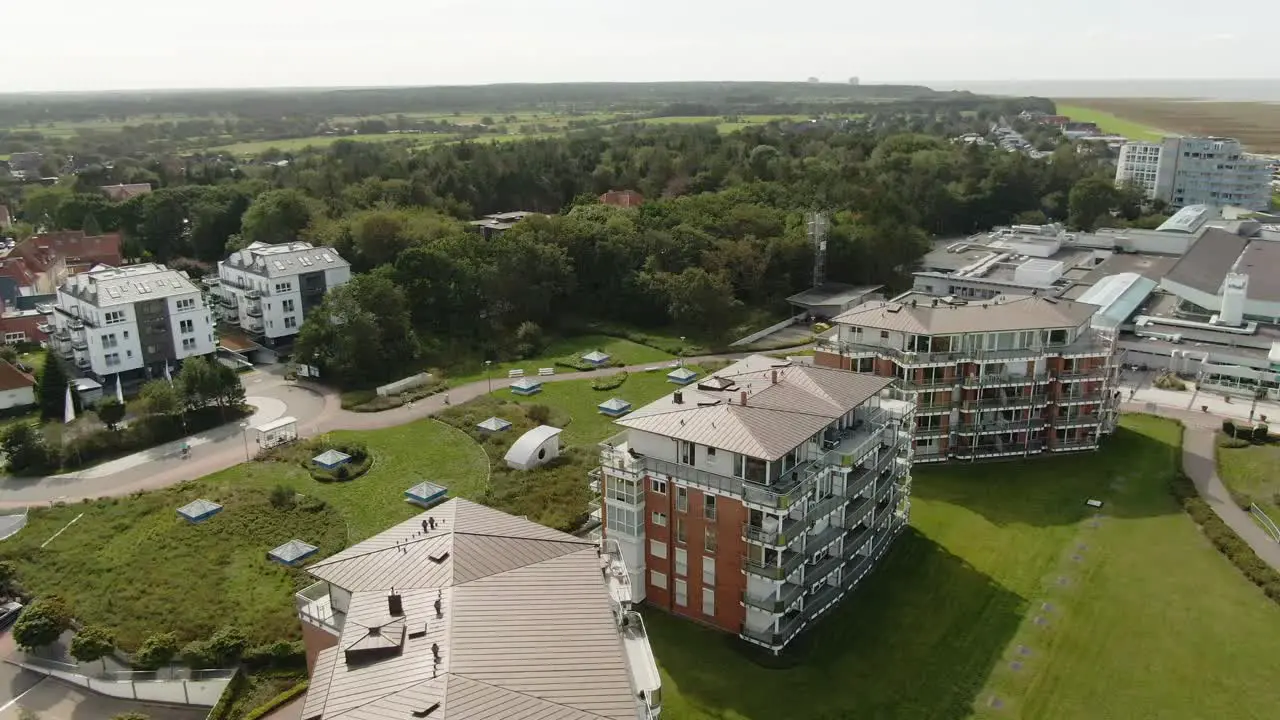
[5,0,1277,92]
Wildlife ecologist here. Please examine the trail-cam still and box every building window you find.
[705,446,716,462]
[606,505,639,536]
[676,517,686,545]
[678,440,695,465]
[651,570,668,591]
[182,338,197,351]
[880,330,889,339]
[274,282,293,294]
[675,579,687,607]
[650,478,667,495]
[701,587,715,616]
[104,311,126,325]
[702,556,716,586]
[704,526,718,553]
[179,319,194,334]
[676,487,688,513]
[703,494,717,521]
[104,352,121,367]
[284,317,297,329]
[651,511,667,527]
[176,298,196,312]
[101,334,118,349]
[282,299,295,312]
[649,539,667,559]
[4,332,24,344]
[674,548,688,577]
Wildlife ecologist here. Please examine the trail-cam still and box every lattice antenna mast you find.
[807,211,829,287]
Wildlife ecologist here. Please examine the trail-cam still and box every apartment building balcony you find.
[913,448,949,463]
[961,372,1049,389]
[914,397,955,414]
[71,338,88,351]
[1057,367,1109,382]
[954,417,1046,434]
[805,582,844,621]
[67,317,84,330]
[1053,414,1100,428]
[296,581,345,635]
[244,288,263,299]
[901,376,959,392]
[805,552,844,585]
[741,611,805,651]
[52,328,71,342]
[245,305,263,318]
[244,319,264,334]
[36,323,51,335]
[1051,439,1100,452]
[744,548,804,581]
[874,477,897,505]
[216,293,238,308]
[843,465,878,501]
[742,582,805,615]
[742,514,802,548]
[1057,390,1105,405]
[59,345,74,359]
[842,523,874,557]
[952,439,1045,459]
[962,392,1048,411]
[75,356,90,369]
[201,276,221,288]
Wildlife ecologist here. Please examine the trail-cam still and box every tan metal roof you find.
[302,499,639,720]
[830,295,1098,335]
[614,354,893,461]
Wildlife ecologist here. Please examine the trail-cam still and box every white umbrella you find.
[63,384,76,424]
[115,374,124,404]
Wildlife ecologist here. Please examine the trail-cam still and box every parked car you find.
[0,600,23,629]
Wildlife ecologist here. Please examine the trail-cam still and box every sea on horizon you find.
[921,78,1280,102]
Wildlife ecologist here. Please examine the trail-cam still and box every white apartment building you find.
[45,263,216,380]
[1116,136,1272,211]
[592,355,915,654]
[211,242,350,344]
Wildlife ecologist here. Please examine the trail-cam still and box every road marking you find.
[0,677,45,713]
[41,513,84,548]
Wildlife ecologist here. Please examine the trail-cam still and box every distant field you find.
[1058,99,1280,153]
[204,132,457,155]
[1054,103,1165,141]
[2,113,224,137]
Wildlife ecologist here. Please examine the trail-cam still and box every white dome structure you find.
[503,425,564,470]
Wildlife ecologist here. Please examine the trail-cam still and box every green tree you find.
[1,423,55,475]
[1068,177,1120,231]
[96,398,126,431]
[0,560,18,597]
[70,625,116,671]
[12,596,73,651]
[643,267,741,336]
[37,359,69,421]
[212,364,246,409]
[175,357,219,411]
[240,189,317,246]
[295,272,417,385]
[133,632,181,670]
[138,380,181,417]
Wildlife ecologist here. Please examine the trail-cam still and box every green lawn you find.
[442,334,676,387]
[651,415,1280,719]
[1216,438,1280,516]
[204,132,457,155]
[1055,103,1166,141]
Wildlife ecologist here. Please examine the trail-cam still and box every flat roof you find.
[1079,253,1181,286]
[301,499,641,720]
[832,295,1098,335]
[1233,241,1280,302]
[255,416,297,433]
[786,283,882,307]
[1163,228,1249,296]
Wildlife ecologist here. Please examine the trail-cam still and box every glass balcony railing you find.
[805,582,844,620]
[842,524,874,557]
[953,417,1046,434]
[742,582,805,614]
[805,554,843,584]
[962,393,1049,411]
[743,548,804,581]
[1053,414,1100,426]
[961,372,1049,388]
[1057,391,1105,405]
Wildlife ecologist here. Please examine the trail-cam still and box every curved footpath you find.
[3,355,1279,575]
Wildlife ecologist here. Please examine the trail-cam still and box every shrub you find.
[1223,419,1236,437]
[241,640,306,670]
[181,639,217,669]
[1253,424,1270,444]
[1153,372,1186,391]
[133,631,181,669]
[526,404,552,424]
[1218,435,1251,449]
[268,485,295,509]
[243,680,310,720]
[183,626,248,668]
[591,372,628,391]
[1229,489,1254,510]
[12,596,73,650]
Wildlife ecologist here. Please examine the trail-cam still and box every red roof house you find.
[599,189,644,208]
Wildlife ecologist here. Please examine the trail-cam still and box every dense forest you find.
[0,87,1153,386]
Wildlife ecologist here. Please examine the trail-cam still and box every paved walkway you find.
[258,695,305,720]
[1118,371,1280,572]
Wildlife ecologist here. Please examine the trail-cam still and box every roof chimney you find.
[435,591,443,618]
[771,370,778,384]
[432,643,441,662]
[388,590,404,617]
[740,391,748,406]
[673,390,683,404]
[421,519,429,533]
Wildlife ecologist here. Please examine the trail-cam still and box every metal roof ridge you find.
[446,673,617,719]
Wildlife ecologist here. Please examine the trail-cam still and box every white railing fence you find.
[10,655,235,706]
[1250,503,1280,543]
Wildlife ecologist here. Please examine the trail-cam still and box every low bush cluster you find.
[342,378,448,412]
[181,626,249,669]
[555,356,623,372]
[301,440,373,482]
[243,679,310,720]
[591,372,629,391]
[1170,472,1280,604]
[241,640,306,670]
[1222,420,1271,445]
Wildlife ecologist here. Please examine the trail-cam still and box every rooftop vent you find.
[388,591,404,617]
[739,391,747,406]
[428,551,450,564]
[411,703,441,718]
[673,390,683,404]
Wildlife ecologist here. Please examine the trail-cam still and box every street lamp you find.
[679,336,686,367]
[485,360,492,394]
[240,421,252,461]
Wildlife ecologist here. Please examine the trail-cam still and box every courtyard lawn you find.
[1055,103,1166,141]
[1216,438,1280,516]
[0,484,348,650]
[651,415,1280,720]
[442,334,676,387]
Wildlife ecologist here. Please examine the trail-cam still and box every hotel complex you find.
[592,355,913,653]
[815,294,1121,462]
[1115,136,1272,211]
[294,499,663,720]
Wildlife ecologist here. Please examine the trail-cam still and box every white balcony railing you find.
[296,581,343,634]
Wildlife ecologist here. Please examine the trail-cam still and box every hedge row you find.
[591,372,629,392]
[244,679,310,720]
[1169,472,1280,603]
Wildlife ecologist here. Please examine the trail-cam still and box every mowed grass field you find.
[442,334,675,387]
[1216,437,1280,517]
[204,132,459,156]
[1054,103,1165,141]
[1058,99,1280,153]
[651,415,1280,720]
